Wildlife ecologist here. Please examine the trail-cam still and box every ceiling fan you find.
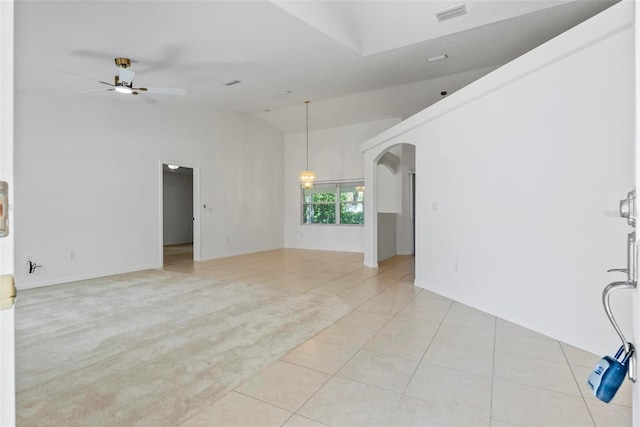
[58,57,186,101]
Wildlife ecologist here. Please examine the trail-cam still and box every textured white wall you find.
[377,213,397,262]
[284,118,399,252]
[162,171,193,246]
[396,144,415,255]
[377,145,402,214]
[14,97,284,288]
[363,2,633,355]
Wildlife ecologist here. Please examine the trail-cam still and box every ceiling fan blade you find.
[143,87,187,96]
[80,88,114,94]
[56,69,114,86]
[138,93,159,104]
[71,50,139,63]
[55,68,101,81]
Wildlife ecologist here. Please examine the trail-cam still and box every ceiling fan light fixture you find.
[115,85,133,94]
[61,57,186,102]
[114,57,131,68]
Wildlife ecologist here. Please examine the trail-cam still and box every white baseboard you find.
[16,263,161,290]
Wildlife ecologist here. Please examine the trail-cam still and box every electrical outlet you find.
[70,252,76,260]
[454,261,460,273]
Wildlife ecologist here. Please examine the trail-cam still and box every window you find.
[302,181,364,225]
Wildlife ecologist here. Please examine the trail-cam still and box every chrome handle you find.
[629,343,637,384]
[602,281,637,382]
[627,231,636,284]
[606,232,636,284]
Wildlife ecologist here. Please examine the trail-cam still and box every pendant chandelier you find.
[299,101,316,189]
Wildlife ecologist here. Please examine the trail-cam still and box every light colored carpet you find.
[16,269,349,426]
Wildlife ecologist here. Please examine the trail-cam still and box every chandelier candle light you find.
[299,101,316,189]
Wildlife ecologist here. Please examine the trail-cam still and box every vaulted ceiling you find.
[15,0,617,132]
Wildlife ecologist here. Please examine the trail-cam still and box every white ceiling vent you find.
[435,4,467,22]
[426,54,448,63]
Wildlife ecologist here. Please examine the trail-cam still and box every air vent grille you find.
[435,4,467,22]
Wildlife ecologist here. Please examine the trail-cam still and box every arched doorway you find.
[363,142,415,267]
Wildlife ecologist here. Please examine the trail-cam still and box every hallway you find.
[163,243,194,265]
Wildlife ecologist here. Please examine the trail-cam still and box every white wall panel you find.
[363,2,633,355]
[14,100,284,288]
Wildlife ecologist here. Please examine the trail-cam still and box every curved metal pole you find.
[603,281,635,351]
[602,281,636,381]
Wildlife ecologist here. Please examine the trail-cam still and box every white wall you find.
[14,95,284,289]
[377,145,402,214]
[163,171,193,246]
[377,213,397,261]
[363,2,633,355]
[284,118,399,252]
[396,144,415,255]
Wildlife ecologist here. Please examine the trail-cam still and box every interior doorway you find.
[376,144,415,262]
[160,162,200,266]
[409,169,416,255]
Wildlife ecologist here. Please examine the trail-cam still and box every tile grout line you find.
[287,282,421,426]
[398,298,454,395]
[489,315,497,426]
[177,252,379,426]
[227,389,333,427]
[379,296,455,426]
[559,342,598,427]
[365,287,436,427]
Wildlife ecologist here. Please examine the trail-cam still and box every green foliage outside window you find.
[339,185,364,224]
[302,183,364,225]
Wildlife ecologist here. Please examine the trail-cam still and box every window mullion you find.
[336,185,340,224]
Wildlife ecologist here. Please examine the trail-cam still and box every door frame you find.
[0,0,15,425]
[633,1,639,424]
[363,142,416,267]
[158,160,201,266]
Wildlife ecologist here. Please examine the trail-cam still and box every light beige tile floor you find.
[169,249,632,427]
[163,242,194,265]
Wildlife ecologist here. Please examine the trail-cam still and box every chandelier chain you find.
[305,101,310,171]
